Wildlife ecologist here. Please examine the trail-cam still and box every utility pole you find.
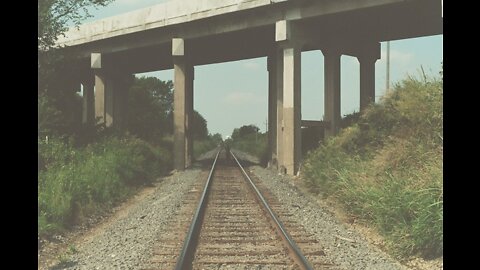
[386,41,390,94]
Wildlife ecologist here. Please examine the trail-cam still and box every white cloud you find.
[223,91,262,105]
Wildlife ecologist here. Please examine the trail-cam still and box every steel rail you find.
[230,150,314,270]
[174,148,221,270]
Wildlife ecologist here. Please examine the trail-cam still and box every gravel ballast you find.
[51,168,204,270]
[249,165,408,270]
[45,147,414,269]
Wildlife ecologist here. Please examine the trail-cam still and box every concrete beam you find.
[323,49,341,138]
[173,38,194,170]
[91,53,102,68]
[58,0,442,75]
[172,38,185,56]
[58,0,440,49]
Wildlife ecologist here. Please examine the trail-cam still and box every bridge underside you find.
[61,0,442,175]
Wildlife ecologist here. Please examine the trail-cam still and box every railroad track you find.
[145,147,336,269]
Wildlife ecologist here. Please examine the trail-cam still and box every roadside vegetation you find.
[194,133,223,159]
[302,73,443,259]
[38,135,170,236]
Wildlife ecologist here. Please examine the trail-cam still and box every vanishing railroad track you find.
[145,148,336,270]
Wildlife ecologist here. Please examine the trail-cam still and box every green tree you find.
[38,0,114,138]
[231,124,259,140]
[38,0,114,51]
[127,76,174,141]
[210,133,223,143]
[193,111,209,140]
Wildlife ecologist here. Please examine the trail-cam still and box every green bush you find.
[38,135,171,237]
[303,75,443,259]
[230,132,268,164]
[194,139,219,159]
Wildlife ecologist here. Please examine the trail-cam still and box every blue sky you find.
[85,0,443,138]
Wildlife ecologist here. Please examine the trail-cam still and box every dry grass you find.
[302,75,443,259]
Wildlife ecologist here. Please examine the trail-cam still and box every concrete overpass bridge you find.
[55,0,443,175]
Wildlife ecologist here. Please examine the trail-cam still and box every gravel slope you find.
[50,168,203,270]
[249,165,409,270]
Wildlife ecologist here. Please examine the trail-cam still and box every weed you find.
[38,135,171,237]
[302,75,443,259]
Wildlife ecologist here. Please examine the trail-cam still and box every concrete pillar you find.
[92,53,108,127]
[359,57,375,110]
[82,78,95,126]
[281,46,301,175]
[186,65,194,167]
[275,47,284,171]
[172,38,194,170]
[276,20,302,175]
[112,74,129,130]
[91,53,127,129]
[94,73,107,126]
[267,54,277,167]
[359,43,380,110]
[323,49,341,138]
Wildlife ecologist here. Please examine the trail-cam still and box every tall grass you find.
[38,135,171,237]
[303,75,443,259]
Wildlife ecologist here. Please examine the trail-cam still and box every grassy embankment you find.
[303,75,443,259]
[38,135,172,237]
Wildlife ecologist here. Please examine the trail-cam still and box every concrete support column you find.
[82,78,95,126]
[276,20,302,175]
[92,53,111,127]
[112,74,129,130]
[275,47,284,171]
[267,53,277,167]
[172,38,194,170]
[282,46,302,175]
[359,57,375,110]
[359,43,380,110]
[186,65,194,167]
[91,53,127,129]
[323,49,341,138]
[93,72,107,126]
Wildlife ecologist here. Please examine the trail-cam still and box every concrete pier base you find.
[173,38,194,170]
[323,50,341,139]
